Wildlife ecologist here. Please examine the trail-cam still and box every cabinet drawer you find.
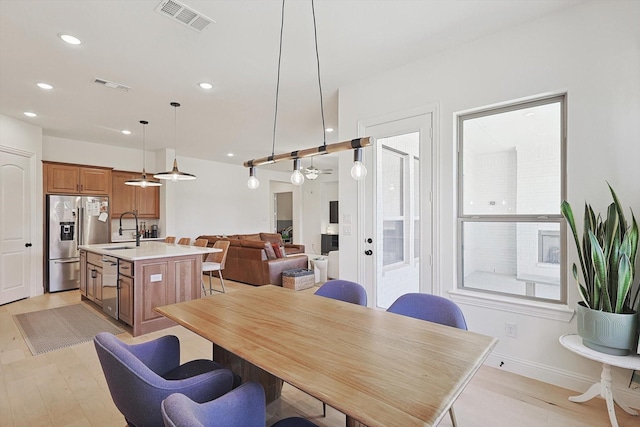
[87,252,103,266]
[119,260,134,277]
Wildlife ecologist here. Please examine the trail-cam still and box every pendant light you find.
[245,0,372,185]
[350,147,367,180]
[291,158,304,186]
[125,120,162,187]
[247,167,260,189]
[154,102,196,181]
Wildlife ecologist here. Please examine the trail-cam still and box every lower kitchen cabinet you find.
[79,249,202,336]
[84,252,103,306]
[118,274,133,326]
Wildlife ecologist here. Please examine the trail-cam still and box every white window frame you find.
[451,93,574,322]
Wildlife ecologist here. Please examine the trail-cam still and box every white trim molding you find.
[449,289,575,322]
[485,350,640,410]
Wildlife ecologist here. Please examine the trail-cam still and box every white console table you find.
[559,334,640,427]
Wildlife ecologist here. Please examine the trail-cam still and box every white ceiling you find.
[0,0,584,172]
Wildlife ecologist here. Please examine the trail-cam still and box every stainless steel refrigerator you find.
[46,195,110,292]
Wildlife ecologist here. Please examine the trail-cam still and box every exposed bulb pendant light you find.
[350,147,367,180]
[290,158,305,186]
[125,120,162,187]
[247,167,260,189]
[244,0,373,183]
[154,102,196,181]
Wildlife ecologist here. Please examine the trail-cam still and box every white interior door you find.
[0,148,32,305]
[360,111,434,309]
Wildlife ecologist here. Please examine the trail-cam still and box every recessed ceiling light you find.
[59,33,82,45]
[24,112,37,118]
[227,153,234,157]
[524,111,536,117]
[199,82,213,90]
[121,130,132,135]
[37,82,53,90]
[325,127,334,132]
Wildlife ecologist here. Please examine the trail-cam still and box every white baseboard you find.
[485,351,640,410]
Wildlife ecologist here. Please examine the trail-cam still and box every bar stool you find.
[203,240,230,294]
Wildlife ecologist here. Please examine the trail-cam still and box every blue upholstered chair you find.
[94,332,238,427]
[386,293,468,426]
[386,293,467,329]
[161,382,318,427]
[314,279,367,416]
[314,279,367,306]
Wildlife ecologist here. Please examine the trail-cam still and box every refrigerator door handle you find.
[54,259,80,264]
[77,206,82,250]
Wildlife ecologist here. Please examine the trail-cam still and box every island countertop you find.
[79,241,219,261]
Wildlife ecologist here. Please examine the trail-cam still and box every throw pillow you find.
[272,243,283,258]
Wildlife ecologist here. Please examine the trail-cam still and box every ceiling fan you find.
[304,157,333,180]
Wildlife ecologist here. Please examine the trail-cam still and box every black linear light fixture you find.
[245,0,371,189]
[154,102,196,181]
[125,120,162,187]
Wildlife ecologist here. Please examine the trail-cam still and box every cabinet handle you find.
[121,266,129,270]
[91,269,97,279]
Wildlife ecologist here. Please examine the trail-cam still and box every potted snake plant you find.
[561,183,639,355]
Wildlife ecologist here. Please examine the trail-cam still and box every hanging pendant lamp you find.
[245,0,371,187]
[154,102,196,181]
[125,120,162,187]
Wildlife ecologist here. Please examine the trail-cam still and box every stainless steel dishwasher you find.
[102,255,119,320]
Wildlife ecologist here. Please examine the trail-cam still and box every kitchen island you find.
[79,241,219,336]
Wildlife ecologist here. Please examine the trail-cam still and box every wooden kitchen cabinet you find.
[85,251,103,306]
[118,271,133,326]
[80,251,87,296]
[44,162,111,195]
[111,171,160,218]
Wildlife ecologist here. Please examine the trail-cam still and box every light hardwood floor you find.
[1,280,638,427]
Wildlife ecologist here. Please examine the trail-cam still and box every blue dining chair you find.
[314,279,367,416]
[161,382,318,427]
[314,279,368,306]
[94,332,239,427]
[386,293,468,426]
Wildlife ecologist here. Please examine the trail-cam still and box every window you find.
[457,94,566,303]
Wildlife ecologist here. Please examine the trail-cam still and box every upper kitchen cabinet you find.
[111,171,160,218]
[44,162,111,195]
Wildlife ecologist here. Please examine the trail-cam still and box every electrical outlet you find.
[505,322,517,338]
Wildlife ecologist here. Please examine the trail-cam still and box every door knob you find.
[25,243,32,247]
[365,249,373,256]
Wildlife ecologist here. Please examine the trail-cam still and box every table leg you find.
[567,363,638,427]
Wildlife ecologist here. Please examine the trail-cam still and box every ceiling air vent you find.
[93,78,132,92]
[155,0,215,32]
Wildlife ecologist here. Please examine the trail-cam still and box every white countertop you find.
[79,241,220,261]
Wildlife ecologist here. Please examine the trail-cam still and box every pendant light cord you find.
[272,0,286,157]
[311,0,326,147]
[142,122,146,170]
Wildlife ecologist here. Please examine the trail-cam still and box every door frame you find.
[357,103,440,304]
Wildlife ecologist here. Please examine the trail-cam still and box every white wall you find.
[170,155,292,240]
[338,0,640,405]
[0,115,44,295]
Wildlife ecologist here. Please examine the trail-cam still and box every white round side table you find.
[559,334,640,427]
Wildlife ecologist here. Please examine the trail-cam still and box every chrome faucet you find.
[118,211,140,246]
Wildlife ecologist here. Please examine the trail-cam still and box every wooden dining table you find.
[155,285,497,427]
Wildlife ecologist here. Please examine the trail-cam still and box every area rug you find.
[13,304,124,355]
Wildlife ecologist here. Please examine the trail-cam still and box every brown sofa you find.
[196,233,307,286]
